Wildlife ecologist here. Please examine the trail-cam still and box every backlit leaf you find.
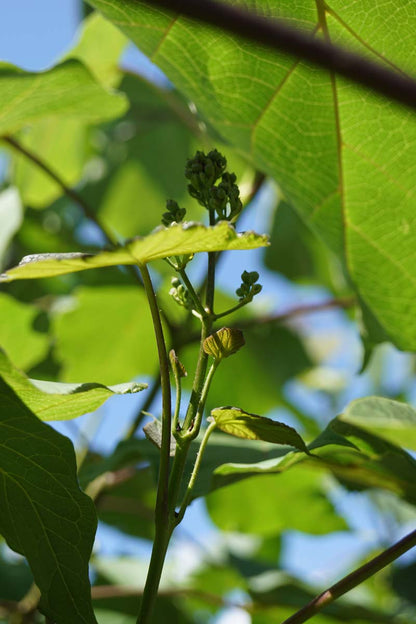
[86,0,416,350]
[211,406,308,452]
[0,59,127,134]
[1,221,269,281]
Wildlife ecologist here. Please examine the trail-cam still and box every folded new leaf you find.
[211,406,308,452]
[0,221,269,281]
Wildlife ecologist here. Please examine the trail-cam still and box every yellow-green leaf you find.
[211,406,307,452]
[0,221,269,282]
[0,59,127,135]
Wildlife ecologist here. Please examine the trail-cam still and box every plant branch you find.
[281,528,416,624]
[141,0,416,110]
[234,295,357,331]
[137,263,172,624]
[175,419,217,524]
[1,135,116,246]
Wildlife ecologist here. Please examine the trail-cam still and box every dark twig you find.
[281,528,416,624]
[2,135,116,246]
[141,0,416,110]
[234,295,357,330]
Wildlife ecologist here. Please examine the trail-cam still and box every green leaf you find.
[340,396,416,452]
[52,285,157,384]
[0,348,147,421]
[143,418,176,455]
[87,0,416,350]
[0,188,22,269]
[309,418,416,505]
[206,466,347,535]
[211,406,308,452]
[12,118,88,208]
[68,12,128,88]
[0,378,97,623]
[0,59,127,135]
[0,292,49,371]
[1,221,269,281]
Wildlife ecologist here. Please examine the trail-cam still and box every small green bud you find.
[169,277,192,309]
[236,271,262,301]
[203,327,245,361]
[162,199,186,227]
[169,349,187,378]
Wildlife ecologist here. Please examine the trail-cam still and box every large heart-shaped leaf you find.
[0,221,268,281]
[86,0,416,351]
[0,59,127,135]
[0,378,97,623]
[0,348,147,421]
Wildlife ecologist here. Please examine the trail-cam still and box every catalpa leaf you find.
[0,59,127,135]
[0,348,147,421]
[0,221,269,281]
[86,0,416,350]
[340,396,416,452]
[211,406,308,452]
[0,378,97,623]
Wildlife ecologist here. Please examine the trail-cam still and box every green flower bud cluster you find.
[162,199,187,227]
[236,270,262,302]
[185,149,227,205]
[169,277,192,309]
[185,149,242,222]
[207,172,242,222]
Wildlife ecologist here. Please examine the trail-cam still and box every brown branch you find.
[140,0,416,110]
[1,135,116,246]
[234,295,357,330]
[281,528,416,624]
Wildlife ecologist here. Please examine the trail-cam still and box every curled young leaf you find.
[211,406,308,452]
[203,327,245,361]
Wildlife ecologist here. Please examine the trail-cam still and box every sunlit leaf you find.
[68,12,128,88]
[52,285,156,384]
[87,0,416,350]
[0,378,97,623]
[0,292,49,371]
[206,466,347,535]
[0,348,147,421]
[1,221,269,281]
[340,396,416,452]
[0,59,127,135]
[211,406,308,452]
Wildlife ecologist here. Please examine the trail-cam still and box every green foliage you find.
[0,348,147,421]
[0,378,97,623]
[0,3,415,624]
[87,0,416,350]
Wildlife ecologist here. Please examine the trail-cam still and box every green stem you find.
[172,364,182,437]
[175,420,217,524]
[214,299,249,321]
[137,263,172,624]
[206,208,216,314]
[183,360,219,440]
[179,268,207,318]
[282,528,416,624]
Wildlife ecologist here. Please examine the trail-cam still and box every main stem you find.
[137,264,172,624]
